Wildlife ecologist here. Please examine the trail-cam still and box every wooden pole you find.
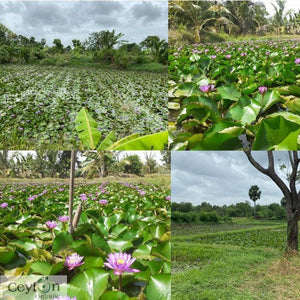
[68,150,76,234]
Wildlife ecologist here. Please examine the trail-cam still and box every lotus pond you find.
[0,181,171,300]
[169,39,300,150]
[0,65,168,149]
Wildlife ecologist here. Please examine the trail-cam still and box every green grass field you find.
[172,220,300,300]
[0,174,171,190]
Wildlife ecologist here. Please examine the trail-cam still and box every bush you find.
[113,50,129,68]
[171,211,220,224]
[93,48,115,63]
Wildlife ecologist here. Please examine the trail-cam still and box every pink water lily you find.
[46,221,57,229]
[0,202,8,208]
[65,253,84,270]
[199,84,215,93]
[104,252,140,276]
[295,58,300,64]
[58,215,69,223]
[258,86,268,95]
[80,193,87,201]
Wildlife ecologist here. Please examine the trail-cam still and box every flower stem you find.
[50,229,54,241]
[260,94,265,106]
[118,275,122,291]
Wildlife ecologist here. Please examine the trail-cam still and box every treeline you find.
[169,0,300,44]
[172,201,286,224]
[0,24,168,70]
[0,151,170,179]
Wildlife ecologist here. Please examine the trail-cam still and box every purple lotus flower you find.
[166,196,171,201]
[211,55,217,59]
[225,54,231,59]
[28,195,37,202]
[1,202,8,208]
[65,253,84,270]
[53,296,76,300]
[199,84,215,93]
[58,216,69,223]
[104,252,140,276]
[295,58,300,64]
[46,221,57,229]
[80,194,87,201]
[258,86,268,95]
[138,190,146,196]
[99,199,108,205]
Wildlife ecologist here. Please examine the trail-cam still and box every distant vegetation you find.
[169,0,300,45]
[172,200,286,223]
[0,24,167,71]
[0,151,171,179]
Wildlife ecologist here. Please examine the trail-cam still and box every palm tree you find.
[271,0,293,34]
[0,151,11,178]
[169,1,235,42]
[80,151,116,178]
[86,30,124,50]
[224,1,263,35]
[249,185,261,218]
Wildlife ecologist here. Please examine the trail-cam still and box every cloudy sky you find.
[0,1,168,47]
[172,151,297,206]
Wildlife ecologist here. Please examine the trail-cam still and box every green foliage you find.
[86,30,124,50]
[169,39,300,150]
[171,201,286,221]
[0,181,171,298]
[123,155,143,176]
[249,185,261,203]
[75,108,168,150]
[172,222,288,299]
[0,65,167,149]
[172,211,220,224]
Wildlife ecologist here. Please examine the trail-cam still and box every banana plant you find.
[75,108,168,150]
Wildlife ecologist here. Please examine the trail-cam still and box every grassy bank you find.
[172,220,300,299]
[0,174,171,190]
[169,29,300,46]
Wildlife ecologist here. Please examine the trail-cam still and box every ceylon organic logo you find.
[7,276,59,294]
[0,275,67,299]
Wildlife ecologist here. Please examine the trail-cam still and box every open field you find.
[0,174,171,190]
[0,65,167,149]
[172,221,300,299]
[0,179,171,299]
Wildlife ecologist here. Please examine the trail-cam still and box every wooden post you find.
[68,150,76,234]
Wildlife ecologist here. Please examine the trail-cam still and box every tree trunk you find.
[195,26,201,43]
[244,151,300,252]
[287,218,298,251]
[286,208,300,251]
[253,201,256,219]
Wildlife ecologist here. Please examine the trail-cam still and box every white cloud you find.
[0,1,168,46]
[171,151,293,206]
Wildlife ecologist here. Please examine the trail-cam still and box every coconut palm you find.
[271,0,293,34]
